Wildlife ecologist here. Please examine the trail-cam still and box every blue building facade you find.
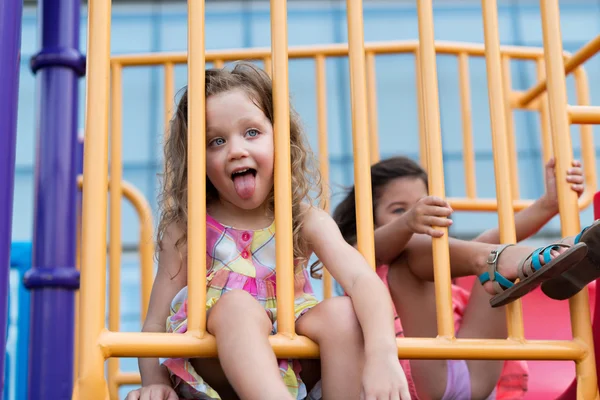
[6,1,600,399]
[12,1,600,245]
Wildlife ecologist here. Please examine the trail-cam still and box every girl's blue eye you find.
[393,208,406,214]
[246,129,259,137]
[212,138,225,146]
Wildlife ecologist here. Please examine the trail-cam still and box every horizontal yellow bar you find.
[99,331,319,359]
[113,372,141,385]
[519,35,600,106]
[98,331,585,361]
[568,105,600,124]
[448,197,533,211]
[111,40,551,67]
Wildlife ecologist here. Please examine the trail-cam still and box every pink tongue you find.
[233,173,256,199]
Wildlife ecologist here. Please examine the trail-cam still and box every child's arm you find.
[137,224,188,394]
[473,158,584,244]
[375,196,453,265]
[303,206,410,399]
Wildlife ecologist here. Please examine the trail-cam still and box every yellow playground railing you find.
[74,177,154,398]
[74,0,600,399]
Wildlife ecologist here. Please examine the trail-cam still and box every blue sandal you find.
[480,242,588,308]
[541,220,600,300]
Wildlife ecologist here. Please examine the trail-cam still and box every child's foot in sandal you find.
[541,220,600,300]
[477,242,588,307]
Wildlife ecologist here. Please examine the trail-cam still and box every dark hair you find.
[332,156,428,245]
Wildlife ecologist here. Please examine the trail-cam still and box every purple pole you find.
[0,0,24,395]
[23,0,85,398]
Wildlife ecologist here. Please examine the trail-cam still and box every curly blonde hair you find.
[157,62,324,277]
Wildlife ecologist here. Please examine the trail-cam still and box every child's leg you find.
[388,261,506,399]
[296,296,364,398]
[400,233,569,294]
[386,259,450,399]
[456,282,507,398]
[387,235,515,399]
[199,289,294,400]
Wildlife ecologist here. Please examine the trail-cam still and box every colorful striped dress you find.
[162,214,319,399]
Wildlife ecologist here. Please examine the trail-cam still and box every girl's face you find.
[205,89,274,212]
[373,176,428,228]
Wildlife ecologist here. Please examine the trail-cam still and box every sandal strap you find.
[574,220,599,244]
[478,244,515,294]
[518,243,571,279]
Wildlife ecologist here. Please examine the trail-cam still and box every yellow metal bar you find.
[519,34,600,107]
[366,51,379,164]
[113,372,142,386]
[164,62,174,139]
[271,0,295,336]
[415,50,427,171]
[501,55,520,200]
[98,330,586,361]
[107,63,123,400]
[539,1,598,398]
[315,55,332,299]
[536,59,554,166]
[76,176,155,394]
[136,194,154,322]
[447,197,531,211]
[416,50,428,172]
[573,67,598,206]
[568,105,600,124]
[416,0,454,338]
[213,59,224,69]
[481,0,524,341]
[457,53,476,198]
[76,175,154,322]
[264,57,272,77]
[346,0,376,270]
[111,40,554,67]
[73,0,112,396]
[186,0,207,337]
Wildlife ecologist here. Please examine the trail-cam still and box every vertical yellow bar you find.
[539,2,597,397]
[366,52,379,164]
[415,0,454,337]
[107,62,123,400]
[72,0,111,396]
[315,55,332,299]
[346,0,375,269]
[164,62,174,139]
[501,55,520,200]
[573,68,597,203]
[139,202,154,323]
[536,59,553,165]
[186,0,207,336]
[270,0,295,335]
[264,57,272,77]
[458,53,476,198]
[415,50,428,172]
[481,0,524,340]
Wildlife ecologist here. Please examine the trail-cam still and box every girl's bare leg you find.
[400,234,561,295]
[386,234,539,398]
[196,289,294,400]
[387,258,448,400]
[297,296,364,399]
[387,259,506,399]
[456,281,507,398]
